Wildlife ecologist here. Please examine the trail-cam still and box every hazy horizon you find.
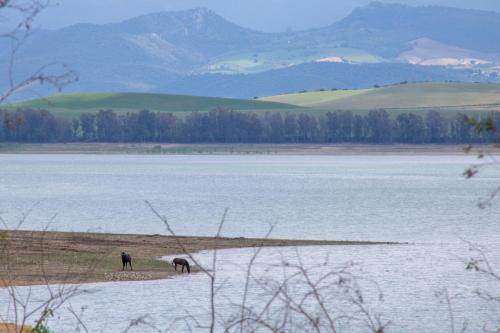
[36,0,500,32]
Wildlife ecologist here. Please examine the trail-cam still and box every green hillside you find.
[11,92,299,117]
[261,82,500,112]
[205,47,383,74]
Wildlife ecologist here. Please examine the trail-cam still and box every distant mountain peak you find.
[333,1,500,55]
[186,7,220,30]
[112,6,250,36]
[163,7,221,22]
[365,1,407,8]
[187,7,215,16]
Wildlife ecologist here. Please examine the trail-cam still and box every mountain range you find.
[2,2,500,99]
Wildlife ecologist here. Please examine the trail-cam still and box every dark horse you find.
[121,252,133,271]
[172,258,190,273]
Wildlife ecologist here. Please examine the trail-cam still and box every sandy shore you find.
[0,143,497,155]
[0,323,31,333]
[0,230,394,286]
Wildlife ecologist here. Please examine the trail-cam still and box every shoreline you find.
[0,143,497,155]
[1,230,397,287]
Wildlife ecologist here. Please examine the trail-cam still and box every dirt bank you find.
[0,230,394,286]
[0,143,495,155]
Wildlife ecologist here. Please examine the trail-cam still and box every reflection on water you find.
[2,244,499,332]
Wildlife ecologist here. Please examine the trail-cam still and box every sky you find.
[35,0,500,32]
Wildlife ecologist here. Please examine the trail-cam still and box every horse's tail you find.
[186,262,190,273]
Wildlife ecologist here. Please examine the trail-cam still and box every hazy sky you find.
[36,0,500,32]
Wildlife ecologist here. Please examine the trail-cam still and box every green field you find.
[10,92,299,117]
[10,82,500,119]
[204,47,383,74]
[261,82,500,113]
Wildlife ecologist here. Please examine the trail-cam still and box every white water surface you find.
[0,154,499,243]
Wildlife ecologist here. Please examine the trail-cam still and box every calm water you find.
[0,154,499,242]
[1,154,500,332]
[2,244,499,332]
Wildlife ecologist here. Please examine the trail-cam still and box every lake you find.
[1,154,499,332]
[0,154,499,243]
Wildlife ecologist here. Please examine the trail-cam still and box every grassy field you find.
[261,82,500,113]
[9,92,299,118]
[8,82,500,119]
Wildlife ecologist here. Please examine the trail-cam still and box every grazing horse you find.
[121,252,133,271]
[172,258,190,273]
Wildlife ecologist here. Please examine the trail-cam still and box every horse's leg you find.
[122,262,125,271]
[174,263,177,271]
[182,264,185,272]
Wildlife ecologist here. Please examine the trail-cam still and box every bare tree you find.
[461,242,500,332]
[462,115,500,208]
[0,3,80,329]
[146,202,389,333]
[0,0,77,105]
[0,213,94,333]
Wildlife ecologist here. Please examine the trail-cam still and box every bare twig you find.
[0,0,78,106]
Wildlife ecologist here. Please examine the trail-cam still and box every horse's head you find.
[121,252,126,256]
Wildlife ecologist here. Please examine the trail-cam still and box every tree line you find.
[0,108,497,144]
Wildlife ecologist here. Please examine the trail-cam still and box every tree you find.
[396,113,411,142]
[353,115,364,142]
[396,113,425,143]
[0,108,494,144]
[425,111,446,143]
[156,112,177,142]
[365,110,392,143]
[451,114,473,143]
[96,109,120,141]
[297,113,318,142]
[72,118,80,140]
[267,112,285,142]
[79,113,96,141]
[284,113,298,142]
[325,111,340,142]
[136,109,156,141]
[325,111,354,142]
[339,111,354,141]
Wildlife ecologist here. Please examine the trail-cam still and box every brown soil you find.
[0,230,392,286]
[0,323,32,333]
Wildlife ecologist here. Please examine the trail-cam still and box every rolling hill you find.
[13,83,500,119]
[11,92,299,117]
[260,82,500,112]
[166,63,489,99]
